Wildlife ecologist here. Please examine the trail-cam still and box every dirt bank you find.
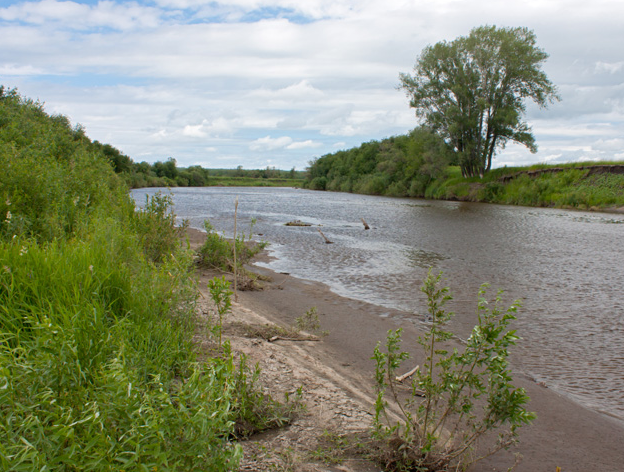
[188,229,624,472]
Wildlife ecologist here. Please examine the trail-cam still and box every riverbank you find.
[188,228,624,472]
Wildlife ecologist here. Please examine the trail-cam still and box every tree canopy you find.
[400,25,559,178]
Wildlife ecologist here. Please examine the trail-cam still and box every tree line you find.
[100,144,302,188]
[306,25,560,196]
[305,127,453,197]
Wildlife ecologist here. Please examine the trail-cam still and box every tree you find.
[400,26,560,178]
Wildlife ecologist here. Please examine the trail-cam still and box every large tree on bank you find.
[400,26,560,178]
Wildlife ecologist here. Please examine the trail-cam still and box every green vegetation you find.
[104,149,305,189]
[305,25,622,211]
[400,25,559,178]
[197,220,267,290]
[0,86,294,470]
[372,271,535,471]
[306,127,452,197]
[304,130,624,210]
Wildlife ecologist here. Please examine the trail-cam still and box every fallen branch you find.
[268,336,321,342]
[361,218,370,230]
[396,365,420,383]
[317,228,333,244]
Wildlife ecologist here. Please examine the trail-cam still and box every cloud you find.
[0,63,44,76]
[0,0,162,30]
[249,135,293,151]
[249,80,324,102]
[183,123,207,138]
[1,0,624,170]
[286,139,321,150]
[595,61,624,74]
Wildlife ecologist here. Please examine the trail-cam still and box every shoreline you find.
[188,228,624,471]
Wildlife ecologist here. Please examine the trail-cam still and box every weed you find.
[207,275,233,349]
[294,306,329,337]
[197,219,267,289]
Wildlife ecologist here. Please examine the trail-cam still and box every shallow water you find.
[133,187,624,420]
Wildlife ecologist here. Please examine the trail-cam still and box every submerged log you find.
[317,228,333,244]
[285,219,312,227]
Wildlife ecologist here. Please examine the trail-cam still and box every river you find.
[133,186,624,421]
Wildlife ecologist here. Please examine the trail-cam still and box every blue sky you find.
[1,0,623,170]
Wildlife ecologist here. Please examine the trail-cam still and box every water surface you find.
[133,187,624,420]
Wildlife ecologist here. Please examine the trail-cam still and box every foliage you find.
[400,25,559,178]
[203,279,303,438]
[295,307,329,338]
[132,191,187,262]
[226,344,304,438]
[0,86,126,241]
[305,127,451,197]
[0,87,245,470]
[197,220,267,289]
[118,157,305,189]
[207,276,234,349]
[372,271,535,471]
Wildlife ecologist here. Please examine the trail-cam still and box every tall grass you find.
[0,87,243,470]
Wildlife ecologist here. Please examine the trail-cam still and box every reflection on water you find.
[133,187,624,420]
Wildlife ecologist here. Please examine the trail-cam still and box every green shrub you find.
[0,87,244,470]
[197,220,266,274]
[372,271,535,471]
[133,191,187,262]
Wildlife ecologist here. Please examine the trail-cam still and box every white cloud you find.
[0,63,44,76]
[286,139,321,150]
[183,123,207,137]
[595,61,624,74]
[249,135,293,151]
[0,0,161,30]
[1,0,624,169]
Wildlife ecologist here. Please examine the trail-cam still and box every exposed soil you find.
[187,228,624,472]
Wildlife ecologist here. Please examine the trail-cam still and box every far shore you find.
[187,228,624,471]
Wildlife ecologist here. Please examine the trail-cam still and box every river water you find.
[133,186,624,420]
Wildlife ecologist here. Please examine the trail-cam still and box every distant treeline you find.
[102,146,304,188]
[304,127,624,210]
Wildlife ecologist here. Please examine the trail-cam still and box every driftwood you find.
[285,219,312,227]
[317,228,333,244]
[396,365,419,383]
[361,218,370,230]
[268,335,321,342]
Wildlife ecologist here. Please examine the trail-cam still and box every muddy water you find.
[133,187,624,420]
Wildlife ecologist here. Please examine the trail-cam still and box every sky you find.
[1,0,623,170]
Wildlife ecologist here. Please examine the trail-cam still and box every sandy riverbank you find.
[187,228,624,471]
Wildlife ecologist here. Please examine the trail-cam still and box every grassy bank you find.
[205,176,304,187]
[304,129,624,211]
[0,88,245,469]
[423,163,624,210]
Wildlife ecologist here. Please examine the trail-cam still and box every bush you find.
[133,191,187,262]
[372,271,535,471]
[197,220,266,281]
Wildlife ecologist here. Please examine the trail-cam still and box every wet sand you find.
[188,228,624,471]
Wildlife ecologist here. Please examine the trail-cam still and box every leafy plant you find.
[226,343,303,438]
[294,307,329,338]
[207,275,233,349]
[372,270,535,471]
[198,219,267,289]
[133,191,187,262]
